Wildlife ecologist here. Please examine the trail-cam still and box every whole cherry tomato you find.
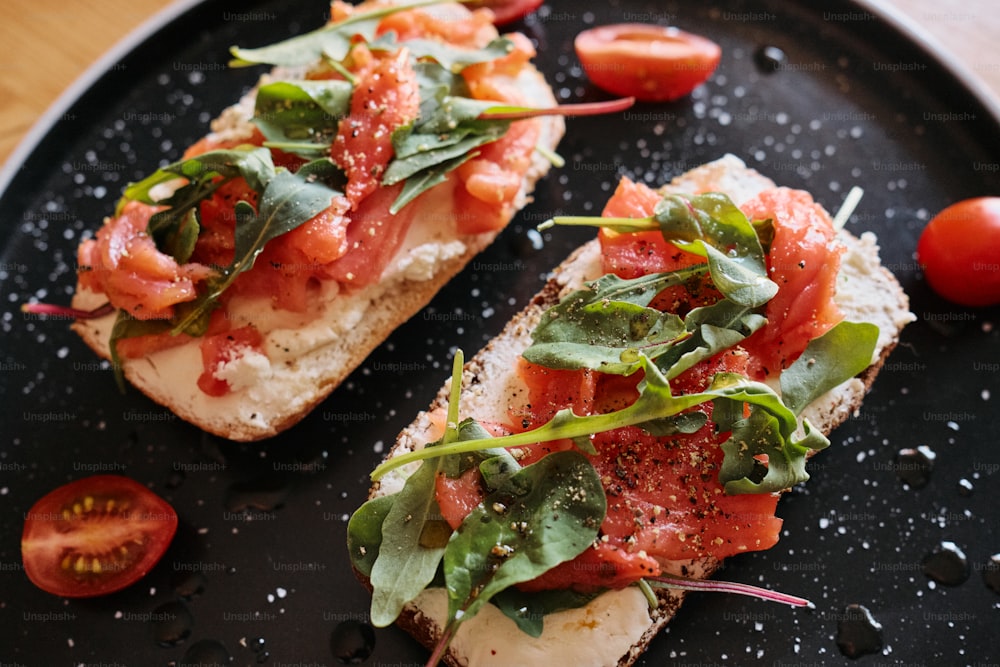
[916,197,1000,307]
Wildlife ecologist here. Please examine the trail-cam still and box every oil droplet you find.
[754,45,787,73]
[957,478,974,496]
[835,603,883,658]
[980,553,999,594]
[895,445,935,487]
[150,600,194,647]
[180,638,230,666]
[330,620,376,665]
[922,541,970,585]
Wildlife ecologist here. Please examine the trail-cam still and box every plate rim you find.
[2,0,998,662]
[0,0,204,198]
[856,0,1000,119]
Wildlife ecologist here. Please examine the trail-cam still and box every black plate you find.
[2,0,998,665]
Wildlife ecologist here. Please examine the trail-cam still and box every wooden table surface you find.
[1,0,998,168]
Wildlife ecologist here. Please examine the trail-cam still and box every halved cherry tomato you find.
[916,196,1000,307]
[574,24,721,102]
[21,475,178,598]
[467,0,543,25]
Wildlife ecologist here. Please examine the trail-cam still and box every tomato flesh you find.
[21,475,178,598]
[197,325,266,397]
[76,201,212,321]
[512,350,781,592]
[739,187,844,379]
[331,46,420,208]
[466,0,543,25]
[916,196,1000,307]
[575,24,721,102]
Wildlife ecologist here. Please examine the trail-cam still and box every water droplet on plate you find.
[895,445,935,487]
[922,541,970,585]
[957,477,974,496]
[835,603,883,658]
[171,569,207,600]
[150,600,193,647]
[754,45,787,73]
[982,553,1000,594]
[330,620,376,664]
[180,638,230,666]
[225,478,289,513]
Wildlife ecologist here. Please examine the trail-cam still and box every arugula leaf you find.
[543,193,778,308]
[121,147,276,265]
[346,493,395,579]
[382,61,512,211]
[228,0,448,67]
[170,159,343,334]
[370,33,515,73]
[523,268,768,380]
[383,128,503,185]
[651,193,778,307]
[492,584,602,638]
[779,320,880,415]
[525,296,688,376]
[389,151,478,215]
[368,454,448,627]
[657,298,767,380]
[719,408,828,494]
[253,80,353,157]
[156,209,200,265]
[442,450,605,632]
[372,354,827,494]
[123,147,274,207]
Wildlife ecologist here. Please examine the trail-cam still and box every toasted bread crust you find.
[366,156,914,667]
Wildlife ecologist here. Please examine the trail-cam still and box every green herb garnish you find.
[349,353,605,654]
[370,192,878,493]
[103,147,344,383]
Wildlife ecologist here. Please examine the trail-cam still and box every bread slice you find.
[366,154,914,666]
[69,14,565,442]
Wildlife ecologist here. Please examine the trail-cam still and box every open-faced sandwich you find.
[35,0,604,441]
[348,155,915,666]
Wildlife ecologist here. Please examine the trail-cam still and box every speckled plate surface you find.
[1,0,999,665]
